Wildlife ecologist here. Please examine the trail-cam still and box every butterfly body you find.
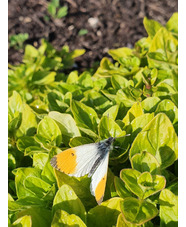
[50,137,115,204]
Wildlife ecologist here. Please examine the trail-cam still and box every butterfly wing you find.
[90,152,109,205]
[50,143,101,177]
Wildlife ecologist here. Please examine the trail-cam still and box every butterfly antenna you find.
[113,146,127,151]
[114,134,131,139]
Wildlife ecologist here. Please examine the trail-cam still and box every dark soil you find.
[8,0,178,69]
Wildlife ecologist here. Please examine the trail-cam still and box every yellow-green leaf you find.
[120,197,158,225]
[159,189,178,226]
[11,215,32,227]
[51,210,86,227]
[130,113,178,169]
[87,198,123,227]
[52,184,86,223]
[123,102,143,126]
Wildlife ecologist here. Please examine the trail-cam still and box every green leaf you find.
[116,88,140,108]
[143,17,162,38]
[94,58,130,78]
[149,26,178,53]
[9,33,29,49]
[30,99,49,114]
[108,47,132,61]
[116,213,130,227]
[58,83,83,101]
[78,29,88,36]
[52,184,86,223]
[120,169,143,198]
[111,75,133,90]
[130,113,154,140]
[33,153,49,169]
[54,169,95,210]
[8,153,16,170]
[166,13,178,35]
[8,112,22,132]
[93,77,107,90]
[141,97,160,113]
[69,136,94,147]
[155,99,178,124]
[51,210,86,227]
[133,68,143,88]
[49,111,81,145]
[13,167,54,200]
[57,6,68,18]
[66,71,79,84]
[48,91,68,113]
[24,44,39,59]
[150,68,158,85]
[69,48,86,59]
[24,146,47,156]
[83,90,112,114]
[171,93,178,107]
[78,127,98,139]
[138,172,166,199]
[8,91,23,131]
[32,71,56,85]
[24,176,53,198]
[172,70,178,91]
[120,197,158,225]
[116,213,154,227]
[11,215,32,227]
[14,207,52,227]
[159,189,178,226]
[167,181,178,196]
[130,113,178,169]
[48,4,56,17]
[148,27,178,70]
[101,89,117,103]
[135,36,151,56]
[41,147,60,184]
[71,100,98,133]
[16,103,37,137]
[78,71,93,88]
[153,82,176,99]
[114,176,132,199]
[131,151,161,175]
[8,196,46,212]
[119,56,140,69]
[98,116,122,140]
[120,169,166,199]
[36,116,62,147]
[109,135,130,165]
[13,168,40,198]
[102,105,119,120]
[87,197,123,227]
[51,0,59,7]
[17,136,40,152]
[123,102,144,126]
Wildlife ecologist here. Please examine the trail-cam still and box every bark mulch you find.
[8,0,178,69]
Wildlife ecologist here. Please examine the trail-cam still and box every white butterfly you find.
[50,136,128,204]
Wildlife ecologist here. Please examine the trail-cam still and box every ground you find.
[8,0,178,69]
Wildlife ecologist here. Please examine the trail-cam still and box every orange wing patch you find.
[95,174,107,205]
[51,148,77,174]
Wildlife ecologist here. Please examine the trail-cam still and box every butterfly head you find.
[105,137,115,145]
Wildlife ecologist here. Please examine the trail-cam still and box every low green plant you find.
[48,0,68,19]
[8,13,178,226]
[9,33,29,50]
[78,29,88,36]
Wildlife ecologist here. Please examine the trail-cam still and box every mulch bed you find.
[8,0,178,69]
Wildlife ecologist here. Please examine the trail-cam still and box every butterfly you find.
[50,136,128,205]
